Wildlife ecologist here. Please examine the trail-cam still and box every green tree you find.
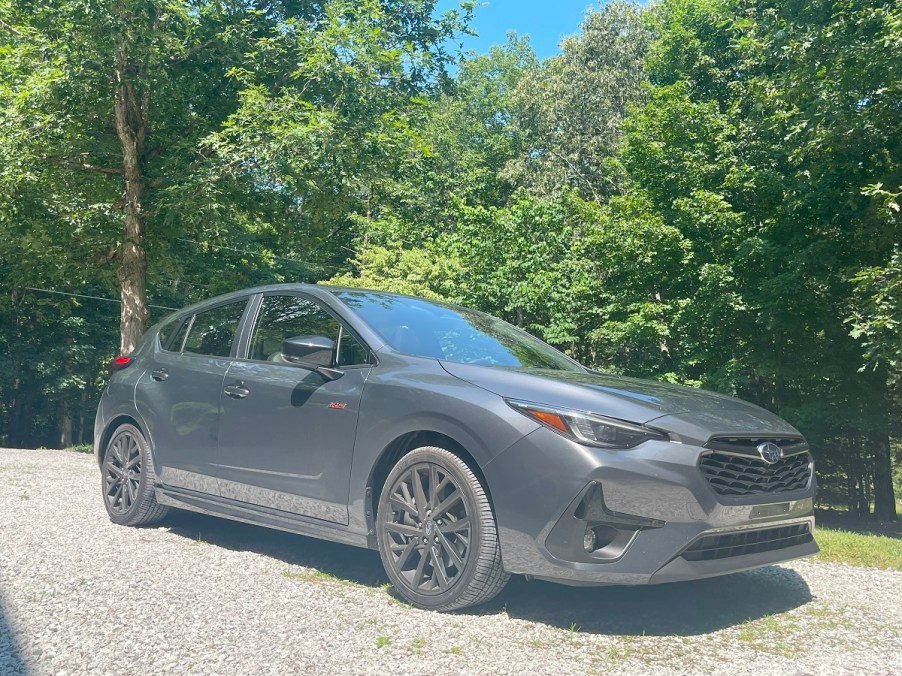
[851,248,902,379]
[328,244,459,299]
[353,34,537,246]
[508,1,653,201]
[621,0,901,518]
[0,0,465,353]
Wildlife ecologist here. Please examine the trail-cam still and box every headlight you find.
[505,399,667,449]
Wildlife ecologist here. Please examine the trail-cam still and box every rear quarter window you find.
[158,317,188,352]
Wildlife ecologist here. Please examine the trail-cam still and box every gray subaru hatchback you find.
[95,284,818,610]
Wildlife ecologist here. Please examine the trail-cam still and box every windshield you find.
[334,291,585,372]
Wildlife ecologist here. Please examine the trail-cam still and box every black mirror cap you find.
[281,335,335,368]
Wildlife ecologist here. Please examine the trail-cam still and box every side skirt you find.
[156,485,371,549]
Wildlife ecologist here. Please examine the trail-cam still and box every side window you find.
[157,319,175,350]
[181,300,247,358]
[249,295,370,366]
[168,318,190,352]
[338,327,370,367]
[159,317,188,352]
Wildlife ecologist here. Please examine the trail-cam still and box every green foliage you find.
[850,248,902,377]
[327,245,459,300]
[335,0,901,516]
[365,34,538,239]
[508,2,652,200]
[445,191,605,352]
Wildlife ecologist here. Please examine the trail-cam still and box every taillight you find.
[107,356,134,377]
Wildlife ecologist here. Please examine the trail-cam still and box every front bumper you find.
[482,426,818,585]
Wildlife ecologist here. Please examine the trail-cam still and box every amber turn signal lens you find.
[527,410,570,434]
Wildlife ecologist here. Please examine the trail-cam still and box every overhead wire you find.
[20,287,179,311]
[18,237,350,310]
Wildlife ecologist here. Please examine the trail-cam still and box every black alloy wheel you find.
[102,423,168,526]
[377,446,509,611]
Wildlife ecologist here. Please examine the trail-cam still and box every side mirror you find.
[281,336,344,381]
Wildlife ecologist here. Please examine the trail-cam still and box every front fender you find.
[346,355,538,535]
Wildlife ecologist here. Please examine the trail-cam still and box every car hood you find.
[439,362,801,440]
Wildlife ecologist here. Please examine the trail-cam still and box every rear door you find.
[135,297,250,494]
[215,293,373,524]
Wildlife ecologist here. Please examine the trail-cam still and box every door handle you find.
[151,368,169,382]
[224,381,250,399]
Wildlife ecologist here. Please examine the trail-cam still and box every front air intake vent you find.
[681,523,813,561]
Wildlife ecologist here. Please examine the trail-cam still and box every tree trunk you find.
[846,472,856,516]
[113,38,149,354]
[8,384,35,449]
[872,433,897,521]
[868,368,898,521]
[78,389,89,445]
[59,401,72,449]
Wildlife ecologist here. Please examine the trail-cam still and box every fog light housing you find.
[583,527,597,552]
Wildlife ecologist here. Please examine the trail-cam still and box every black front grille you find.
[700,444,812,496]
[681,523,813,561]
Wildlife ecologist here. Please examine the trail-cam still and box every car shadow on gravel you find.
[477,567,813,636]
[161,511,812,637]
[162,511,389,587]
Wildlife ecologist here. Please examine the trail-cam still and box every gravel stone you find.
[1,448,900,675]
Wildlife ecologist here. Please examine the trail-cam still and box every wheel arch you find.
[365,430,495,547]
[96,415,144,468]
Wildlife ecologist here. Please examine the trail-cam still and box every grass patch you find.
[605,644,634,663]
[735,614,799,657]
[803,605,853,631]
[64,444,93,454]
[815,526,902,570]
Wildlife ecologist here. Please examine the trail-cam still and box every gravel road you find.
[1,448,900,675]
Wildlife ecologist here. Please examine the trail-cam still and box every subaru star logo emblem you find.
[757,442,784,464]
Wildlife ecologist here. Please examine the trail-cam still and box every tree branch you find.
[0,18,23,37]
[53,158,123,175]
[167,38,218,65]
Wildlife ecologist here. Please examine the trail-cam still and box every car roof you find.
[155,283,450,333]
[163,283,366,316]
[174,283,455,315]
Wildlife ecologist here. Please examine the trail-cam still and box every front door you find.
[215,293,373,524]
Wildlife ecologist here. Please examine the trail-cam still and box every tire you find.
[376,446,509,611]
[101,423,169,526]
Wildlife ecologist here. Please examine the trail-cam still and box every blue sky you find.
[437,0,604,61]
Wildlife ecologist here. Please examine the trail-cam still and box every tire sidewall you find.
[102,423,155,525]
[376,446,489,610]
